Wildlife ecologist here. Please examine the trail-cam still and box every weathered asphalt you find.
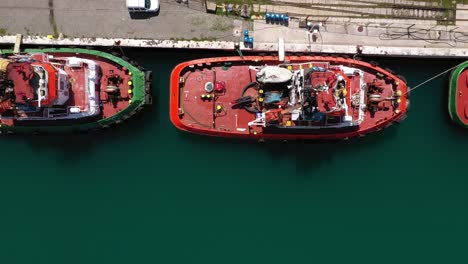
[1,0,468,58]
[0,0,247,41]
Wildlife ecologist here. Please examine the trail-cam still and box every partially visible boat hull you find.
[449,62,468,128]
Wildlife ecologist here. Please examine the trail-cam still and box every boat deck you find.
[60,53,132,119]
[63,64,87,109]
[172,56,408,140]
[179,64,257,133]
[2,53,132,123]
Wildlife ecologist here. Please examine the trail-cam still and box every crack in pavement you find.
[48,0,58,37]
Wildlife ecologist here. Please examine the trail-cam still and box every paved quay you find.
[1,0,468,58]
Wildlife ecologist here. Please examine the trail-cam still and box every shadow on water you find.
[0,100,157,162]
[444,115,468,137]
[174,120,401,177]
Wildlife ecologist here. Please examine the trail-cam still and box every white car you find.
[126,0,160,12]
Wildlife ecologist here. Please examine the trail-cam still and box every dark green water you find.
[1,48,467,264]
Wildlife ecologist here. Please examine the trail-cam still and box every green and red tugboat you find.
[0,47,152,133]
[170,55,409,140]
[449,61,468,128]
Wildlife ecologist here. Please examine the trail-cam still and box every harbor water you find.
[0,48,467,264]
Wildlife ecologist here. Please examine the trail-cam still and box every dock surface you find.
[1,0,468,57]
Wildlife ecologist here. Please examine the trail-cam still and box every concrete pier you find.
[1,0,468,58]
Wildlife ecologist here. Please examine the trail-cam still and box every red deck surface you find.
[1,52,132,125]
[54,53,132,119]
[456,69,468,124]
[170,56,409,140]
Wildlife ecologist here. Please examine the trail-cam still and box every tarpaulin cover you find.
[256,66,293,83]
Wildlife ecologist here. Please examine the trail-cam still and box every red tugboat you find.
[0,47,151,133]
[170,56,409,140]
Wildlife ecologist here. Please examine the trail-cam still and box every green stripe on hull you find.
[0,48,152,133]
[448,62,468,128]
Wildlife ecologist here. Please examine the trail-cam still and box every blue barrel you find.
[277,14,288,25]
[248,37,253,43]
[274,13,280,20]
[244,36,249,43]
[244,30,249,36]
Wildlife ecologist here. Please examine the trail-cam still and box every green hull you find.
[0,47,152,134]
[448,61,468,128]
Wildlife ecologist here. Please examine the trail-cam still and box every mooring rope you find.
[404,62,465,96]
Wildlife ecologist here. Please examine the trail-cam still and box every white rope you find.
[404,62,465,96]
